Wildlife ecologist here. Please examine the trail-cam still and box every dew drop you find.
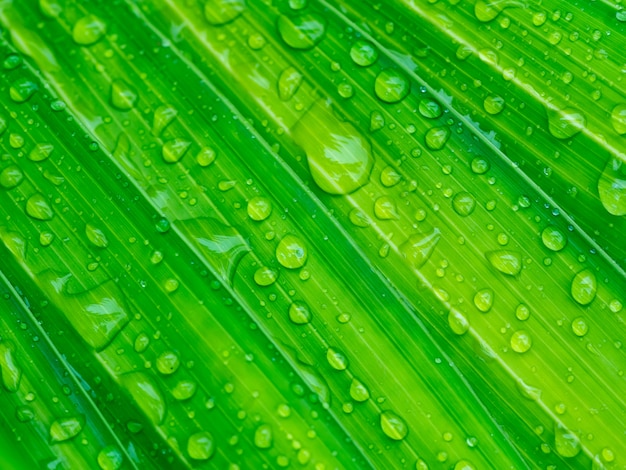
[486,250,522,276]
[120,372,166,425]
[401,229,441,270]
[276,234,307,269]
[571,269,596,305]
[152,104,177,136]
[418,99,442,119]
[380,166,401,187]
[204,0,246,25]
[254,424,273,449]
[247,197,272,221]
[454,460,476,470]
[162,138,191,163]
[541,226,567,251]
[134,333,150,353]
[50,416,84,442]
[327,348,348,370]
[288,301,311,324]
[380,410,408,440]
[26,193,54,221]
[196,147,217,167]
[448,308,469,335]
[349,208,370,227]
[598,157,626,216]
[0,342,21,392]
[277,14,326,50]
[97,446,123,470]
[611,103,626,134]
[571,317,588,337]
[172,380,197,401]
[254,267,278,286]
[470,158,490,175]
[278,67,303,101]
[483,95,505,115]
[547,107,586,139]
[374,69,410,104]
[510,330,532,353]
[515,303,530,321]
[370,110,385,132]
[72,15,107,45]
[349,378,370,402]
[555,424,581,458]
[85,223,109,248]
[0,165,24,189]
[110,79,137,110]
[28,143,54,162]
[156,351,180,375]
[187,432,215,460]
[425,127,451,150]
[10,77,38,103]
[473,288,494,313]
[452,192,476,216]
[350,40,378,66]
[374,196,398,220]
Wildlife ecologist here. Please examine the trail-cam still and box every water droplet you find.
[120,372,166,425]
[218,180,237,191]
[276,234,307,269]
[72,15,107,45]
[289,0,307,9]
[277,14,326,50]
[254,424,273,449]
[350,40,378,66]
[547,107,586,139]
[454,461,476,470]
[598,157,626,216]
[418,99,442,119]
[50,416,84,442]
[611,104,626,134]
[452,192,476,216]
[186,431,215,461]
[380,166,401,187]
[374,196,398,220]
[541,226,567,251]
[16,405,34,422]
[172,380,197,400]
[326,348,348,370]
[254,267,278,286]
[0,165,24,189]
[484,95,505,115]
[0,342,21,392]
[337,82,354,99]
[288,301,311,324]
[134,333,150,353]
[510,330,532,353]
[151,104,177,137]
[28,142,54,162]
[448,308,469,335]
[401,229,441,269]
[571,317,588,337]
[473,288,494,312]
[86,224,109,248]
[205,0,246,25]
[555,424,581,457]
[293,100,373,195]
[248,32,266,50]
[156,351,180,375]
[3,53,22,70]
[162,138,191,163]
[571,269,596,305]
[278,67,303,101]
[617,10,626,22]
[247,197,272,221]
[474,1,501,21]
[425,127,451,150]
[26,193,54,220]
[415,459,429,470]
[349,378,369,402]
[370,110,385,132]
[515,303,530,321]
[97,446,123,470]
[516,379,541,401]
[110,79,137,110]
[486,250,522,276]
[380,410,408,440]
[10,77,38,103]
[196,147,217,167]
[374,69,410,104]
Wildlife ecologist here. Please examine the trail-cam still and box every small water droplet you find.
[204,0,246,25]
[172,380,197,401]
[374,196,398,219]
[277,14,326,50]
[611,104,626,134]
[473,288,494,313]
[425,127,450,150]
[110,79,137,110]
[486,250,522,276]
[156,351,180,375]
[0,165,24,189]
[278,67,303,101]
[349,378,369,402]
[350,40,378,66]
[288,301,311,324]
[0,342,21,392]
[121,373,165,425]
[152,104,177,136]
[510,330,532,353]
[515,303,530,321]
[134,333,150,353]
[555,424,581,457]
[448,308,469,335]
[547,107,586,139]
[380,410,408,440]
[374,69,410,103]
[454,460,476,470]
[571,317,588,337]
[541,226,567,251]
[50,416,84,442]
[247,197,272,221]
[26,193,54,220]
[72,15,107,45]
[28,143,54,162]
[349,208,370,227]
[327,348,348,370]
[254,267,278,286]
[452,192,476,216]
[85,223,108,248]
[254,424,273,449]
[276,234,307,269]
[162,139,191,163]
[401,229,441,269]
[187,431,215,460]
[571,269,596,305]
[10,77,38,103]
[483,95,505,115]
[97,446,123,470]
[370,110,385,132]
[380,167,401,187]
[598,157,626,216]
[418,99,442,119]
[196,147,216,167]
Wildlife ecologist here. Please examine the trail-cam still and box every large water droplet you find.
[172,380,197,401]
[326,348,348,370]
[277,67,302,101]
[196,147,217,167]
[156,351,180,375]
[374,69,410,104]
[72,15,107,45]
[400,229,441,270]
[293,100,373,194]
[247,197,272,221]
[50,416,84,442]
[110,79,137,110]
[120,372,166,425]
[350,41,378,67]
[277,14,326,50]
[510,330,532,353]
[547,107,586,139]
[254,424,273,449]
[28,143,54,162]
[484,95,505,115]
[555,424,581,458]
[473,288,494,313]
[288,301,311,324]
[276,234,307,269]
[0,342,21,392]
[10,77,38,103]
[486,250,522,276]
[611,103,626,134]
[0,165,24,189]
[26,193,54,221]
[205,0,246,25]
[153,104,178,136]
[598,157,626,216]
[349,378,369,402]
[177,218,250,282]
[162,139,191,163]
[254,266,278,286]
[97,446,123,470]
[541,226,567,251]
[187,432,215,460]
[470,157,490,174]
[452,192,476,216]
[380,410,408,440]
[425,127,450,150]
[374,196,398,219]
[448,308,469,335]
[571,269,596,305]
[86,223,109,248]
